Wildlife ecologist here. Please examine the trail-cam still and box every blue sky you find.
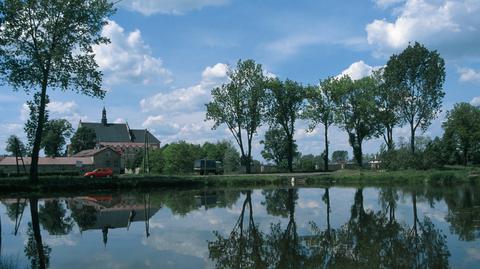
[1,0,479,159]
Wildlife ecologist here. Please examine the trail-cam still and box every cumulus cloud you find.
[93,20,172,85]
[458,67,480,82]
[120,0,229,16]
[140,63,228,115]
[366,0,480,57]
[471,96,480,107]
[20,100,87,125]
[337,60,381,80]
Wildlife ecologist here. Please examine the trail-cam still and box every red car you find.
[84,168,113,178]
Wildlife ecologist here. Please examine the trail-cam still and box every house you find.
[74,107,160,170]
[0,147,121,175]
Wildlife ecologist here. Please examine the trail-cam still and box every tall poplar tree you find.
[384,42,445,154]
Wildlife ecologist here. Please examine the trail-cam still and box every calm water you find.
[1,183,480,269]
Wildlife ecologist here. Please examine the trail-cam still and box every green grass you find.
[0,167,478,195]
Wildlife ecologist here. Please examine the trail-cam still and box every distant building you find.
[0,147,121,175]
[74,107,161,171]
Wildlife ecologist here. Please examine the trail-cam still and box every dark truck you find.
[194,159,223,175]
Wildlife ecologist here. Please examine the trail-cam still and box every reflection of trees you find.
[264,188,306,269]
[4,198,27,235]
[26,198,50,269]
[444,182,480,241]
[208,187,451,269]
[69,203,97,231]
[208,190,268,268]
[39,200,73,235]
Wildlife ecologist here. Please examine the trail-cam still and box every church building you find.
[76,107,161,171]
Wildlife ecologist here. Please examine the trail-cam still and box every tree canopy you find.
[206,59,268,173]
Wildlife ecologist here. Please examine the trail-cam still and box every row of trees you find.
[206,42,446,173]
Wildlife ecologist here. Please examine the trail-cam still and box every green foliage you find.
[333,76,380,167]
[442,102,480,165]
[260,126,299,170]
[206,59,268,173]
[5,135,26,157]
[125,149,144,171]
[295,154,323,172]
[372,68,402,150]
[162,141,204,174]
[332,150,348,163]
[378,136,448,170]
[70,126,97,154]
[265,78,305,171]
[41,119,73,157]
[384,42,445,154]
[147,149,164,174]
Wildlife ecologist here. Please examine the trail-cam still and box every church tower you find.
[101,107,107,125]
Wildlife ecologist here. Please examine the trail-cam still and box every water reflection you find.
[0,184,479,268]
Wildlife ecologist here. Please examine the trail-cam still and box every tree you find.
[303,77,337,171]
[0,0,115,181]
[384,42,445,154]
[333,76,380,167]
[70,126,97,154]
[372,68,401,151]
[206,59,267,174]
[42,119,73,157]
[260,126,299,170]
[331,150,348,163]
[265,78,305,172]
[5,135,27,157]
[222,142,241,173]
[442,103,480,166]
[162,141,204,174]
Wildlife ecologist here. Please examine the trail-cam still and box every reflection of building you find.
[69,194,160,246]
[76,108,161,171]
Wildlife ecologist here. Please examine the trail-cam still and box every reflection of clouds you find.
[43,235,78,247]
[416,201,448,224]
[466,247,480,260]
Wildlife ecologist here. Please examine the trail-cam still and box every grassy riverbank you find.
[0,166,478,194]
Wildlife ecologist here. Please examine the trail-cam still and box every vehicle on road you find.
[194,160,223,175]
[84,168,113,178]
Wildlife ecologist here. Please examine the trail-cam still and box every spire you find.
[101,107,107,125]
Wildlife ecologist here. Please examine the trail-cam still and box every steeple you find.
[101,107,107,125]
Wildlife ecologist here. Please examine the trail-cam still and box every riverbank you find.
[0,166,478,195]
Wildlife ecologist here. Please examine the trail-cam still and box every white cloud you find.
[366,0,480,57]
[471,96,480,107]
[20,101,87,126]
[458,67,480,82]
[121,0,229,16]
[337,60,381,80]
[140,63,228,115]
[93,20,172,85]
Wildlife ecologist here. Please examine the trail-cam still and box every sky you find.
[0,0,479,160]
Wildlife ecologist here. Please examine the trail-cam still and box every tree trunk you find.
[410,123,415,155]
[355,140,363,168]
[386,126,394,151]
[29,84,48,182]
[324,124,329,171]
[412,191,418,237]
[29,198,47,269]
[287,134,293,173]
[463,147,468,166]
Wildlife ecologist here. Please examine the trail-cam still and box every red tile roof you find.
[0,157,93,166]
